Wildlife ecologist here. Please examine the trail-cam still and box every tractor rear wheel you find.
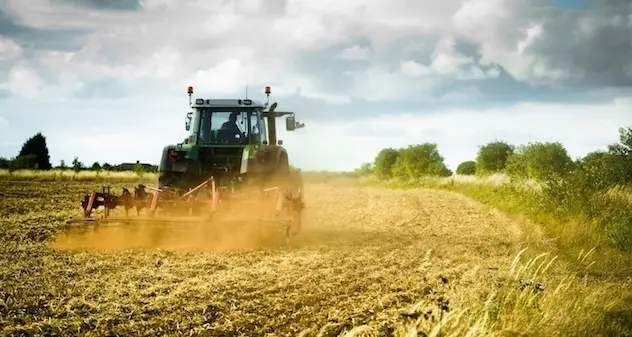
[158,171,184,189]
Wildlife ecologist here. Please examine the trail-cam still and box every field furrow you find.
[0,178,624,336]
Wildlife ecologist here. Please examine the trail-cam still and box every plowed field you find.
[0,177,626,336]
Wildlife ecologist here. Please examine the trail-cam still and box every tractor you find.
[158,85,303,198]
[67,86,306,243]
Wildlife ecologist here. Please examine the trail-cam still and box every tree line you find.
[0,133,158,173]
[359,126,632,188]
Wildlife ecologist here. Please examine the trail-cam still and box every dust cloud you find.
[51,219,290,252]
[52,194,298,252]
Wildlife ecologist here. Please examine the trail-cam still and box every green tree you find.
[373,148,400,178]
[0,157,9,169]
[456,160,476,175]
[355,162,373,176]
[8,155,37,172]
[390,143,451,179]
[504,142,573,180]
[604,126,632,184]
[90,162,102,171]
[574,150,622,190]
[18,132,52,170]
[475,140,514,175]
[72,157,83,173]
[59,160,67,170]
[102,162,112,171]
[133,161,145,176]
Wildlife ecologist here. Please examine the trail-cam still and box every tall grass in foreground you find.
[401,250,622,336]
[303,248,631,337]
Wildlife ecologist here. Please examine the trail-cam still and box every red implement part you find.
[67,177,303,228]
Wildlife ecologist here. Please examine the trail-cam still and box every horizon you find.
[2,0,632,172]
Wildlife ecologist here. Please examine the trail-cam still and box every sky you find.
[1,0,632,172]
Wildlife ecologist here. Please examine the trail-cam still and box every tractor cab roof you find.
[191,98,265,109]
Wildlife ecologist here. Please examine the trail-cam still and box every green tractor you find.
[157,85,304,197]
[69,86,306,242]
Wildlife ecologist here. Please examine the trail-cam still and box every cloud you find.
[1,0,632,172]
[0,36,22,60]
[452,0,632,87]
[280,96,632,171]
[338,45,371,60]
[6,0,632,99]
[0,3,88,51]
[54,0,142,11]
[1,64,44,97]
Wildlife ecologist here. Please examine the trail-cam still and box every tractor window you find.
[198,110,250,145]
[250,110,267,144]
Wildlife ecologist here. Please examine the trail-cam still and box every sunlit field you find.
[1,171,631,336]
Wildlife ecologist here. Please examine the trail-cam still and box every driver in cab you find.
[220,112,246,142]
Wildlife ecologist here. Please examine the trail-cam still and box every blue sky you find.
[1,0,632,171]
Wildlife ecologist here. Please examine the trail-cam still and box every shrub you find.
[390,143,451,179]
[8,155,38,172]
[354,162,374,176]
[475,141,514,175]
[504,142,574,181]
[456,161,476,175]
[373,148,400,178]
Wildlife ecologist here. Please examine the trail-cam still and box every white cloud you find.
[2,0,632,172]
[3,64,44,97]
[0,36,22,61]
[6,0,627,100]
[399,60,432,77]
[280,97,632,171]
[338,45,371,60]
[188,58,274,96]
[399,36,500,81]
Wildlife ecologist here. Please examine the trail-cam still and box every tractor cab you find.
[183,86,302,147]
[185,100,269,146]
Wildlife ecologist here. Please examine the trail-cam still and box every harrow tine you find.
[67,174,304,249]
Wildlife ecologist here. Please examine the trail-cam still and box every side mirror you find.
[185,112,192,131]
[286,116,296,131]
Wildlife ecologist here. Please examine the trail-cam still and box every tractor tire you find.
[158,171,184,189]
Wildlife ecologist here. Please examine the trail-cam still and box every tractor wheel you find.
[158,171,184,189]
[273,154,291,189]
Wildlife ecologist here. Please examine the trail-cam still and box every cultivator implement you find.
[66,176,305,245]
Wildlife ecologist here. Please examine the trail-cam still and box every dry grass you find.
[0,169,158,182]
[363,173,542,193]
[1,176,631,336]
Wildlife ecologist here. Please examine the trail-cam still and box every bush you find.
[354,162,373,176]
[8,155,38,172]
[504,142,574,181]
[456,161,476,175]
[475,141,514,175]
[390,143,451,179]
[373,148,400,178]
